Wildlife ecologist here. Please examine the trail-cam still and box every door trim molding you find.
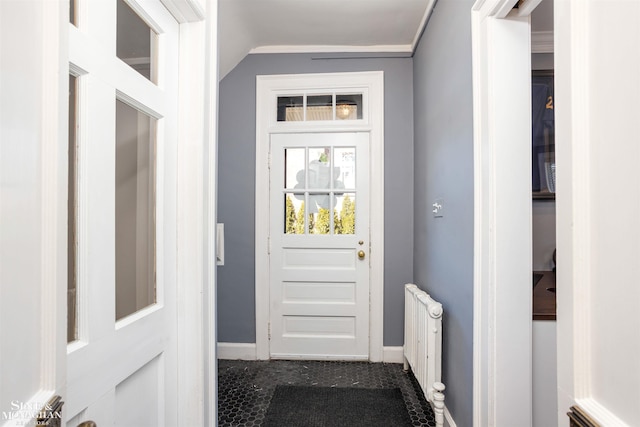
[255,71,384,362]
[471,2,534,425]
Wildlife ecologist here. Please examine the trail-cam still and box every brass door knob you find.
[358,250,365,260]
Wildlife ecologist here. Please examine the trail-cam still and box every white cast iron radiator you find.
[403,283,446,427]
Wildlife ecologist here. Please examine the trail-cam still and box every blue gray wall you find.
[412,1,475,426]
[217,53,414,346]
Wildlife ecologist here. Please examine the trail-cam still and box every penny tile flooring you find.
[218,359,436,427]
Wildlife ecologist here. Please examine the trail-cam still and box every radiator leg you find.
[433,382,446,427]
[403,355,409,372]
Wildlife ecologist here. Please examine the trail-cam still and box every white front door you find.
[269,132,370,359]
[66,1,180,425]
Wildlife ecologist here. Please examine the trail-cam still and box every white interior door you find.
[66,1,179,425]
[269,132,370,360]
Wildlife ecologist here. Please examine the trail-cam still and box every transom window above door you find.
[277,93,363,122]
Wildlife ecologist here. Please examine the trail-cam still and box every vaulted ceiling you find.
[218,0,434,78]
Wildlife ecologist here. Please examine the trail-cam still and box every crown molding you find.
[411,0,437,53]
[249,44,412,55]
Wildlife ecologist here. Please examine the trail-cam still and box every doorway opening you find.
[255,72,385,361]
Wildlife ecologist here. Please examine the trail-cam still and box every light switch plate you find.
[432,199,444,218]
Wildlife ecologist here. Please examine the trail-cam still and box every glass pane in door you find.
[333,146,355,189]
[335,193,356,235]
[308,147,331,189]
[68,74,78,342]
[70,0,77,26]
[117,0,158,83]
[284,148,305,189]
[115,99,157,320]
[284,193,305,234]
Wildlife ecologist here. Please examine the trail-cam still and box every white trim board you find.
[254,71,385,362]
[382,347,404,364]
[203,2,218,425]
[250,45,411,55]
[218,344,404,364]
[471,1,535,426]
[217,343,257,361]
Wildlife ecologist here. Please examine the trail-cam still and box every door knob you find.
[77,422,97,427]
[358,250,365,260]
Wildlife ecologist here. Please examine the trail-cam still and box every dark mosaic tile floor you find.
[218,359,436,427]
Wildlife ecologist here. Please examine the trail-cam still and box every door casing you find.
[471,1,536,425]
[255,71,385,362]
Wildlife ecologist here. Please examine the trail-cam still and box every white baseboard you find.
[217,342,257,360]
[218,343,404,363]
[382,346,404,364]
[444,405,457,427]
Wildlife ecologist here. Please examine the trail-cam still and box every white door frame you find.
[255,71,385,362]
[158,1,219,425]
[471,0,542,425]
[166,0,219,425]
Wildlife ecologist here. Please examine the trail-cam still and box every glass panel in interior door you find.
[115,99,157,320]
[70,0,77,26]
[116,0,158,83]
[68,74,78,343]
